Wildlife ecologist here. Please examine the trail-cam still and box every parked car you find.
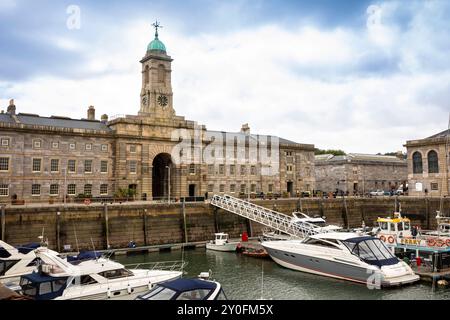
[369,190,384,196]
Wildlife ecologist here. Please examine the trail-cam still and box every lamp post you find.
[166,165,171,204]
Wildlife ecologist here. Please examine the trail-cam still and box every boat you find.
[206,233,239,252]
[17,247,183,300]
[242,248,269,259]
[261,212,342,241]
[135,272,227,300]
[0,240,59,287]
[262,232,420,287]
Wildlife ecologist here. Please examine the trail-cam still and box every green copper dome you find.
[147,37,166,52]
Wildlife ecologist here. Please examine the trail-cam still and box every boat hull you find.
[263,244,419,287]
[206,243,238,252]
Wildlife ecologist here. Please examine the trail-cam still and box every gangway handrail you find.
[210,194,332,239]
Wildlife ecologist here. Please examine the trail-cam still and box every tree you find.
[314,148,346,156]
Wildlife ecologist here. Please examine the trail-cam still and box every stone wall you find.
[0,197,447,251]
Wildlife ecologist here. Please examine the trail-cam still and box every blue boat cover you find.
[160,279,217,292]
[17,243,40,254]
[67,251,100,263]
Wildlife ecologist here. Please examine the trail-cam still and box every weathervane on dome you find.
[152,20,163,39]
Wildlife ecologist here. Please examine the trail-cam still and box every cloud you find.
[1,0,449,155]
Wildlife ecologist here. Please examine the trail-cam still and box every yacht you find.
[0,240,58,287]
[18,247,183,300]
[206,233,239,252]
[136,272,226,300]
[262,232,419,287]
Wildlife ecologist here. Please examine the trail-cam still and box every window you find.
[50,159,59,172]
[100,184,108,195]
[240,184,246,193]
[1,138,10,147]
[268,184,273,193]
[251,184,256,193]
[189,164,195,174]
[129,161,137,174]
[177,289,212,300]
[240,165,246,175]
[101,144,108,152]
[431,183,438,191]
[68,160,76,173]
[67,184,76,196]
[32,159,42,172]
[428,150,439,173]
[0,184,8,197]
[99,268,133,279]
[219,184,225,193]
[287,165,293,172]
[85,143,92,151]
[208,164,214,175]
[230,165,235,175]
[52,142,59,149]
[251,166,256,175]
[129,145,136,153]
[69,143,76,150]
[219,164,225,175]
[50,184,59,196]
[230,184,236,193]
[412,152,423,174]
[208,184,214,193]
[32,184,41,196]
[101,161,108,173]
[286,151,293,156]
[0,158,9,171]
[84,184,92,196]
[84,160,93,173]
[33,140,42,149]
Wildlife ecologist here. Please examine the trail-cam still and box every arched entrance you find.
[152,153,173,200]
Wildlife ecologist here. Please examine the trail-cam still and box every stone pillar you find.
[1,205,5,241]
[56,211,61,252]
[104,204,110,249]
[143,209,148,246]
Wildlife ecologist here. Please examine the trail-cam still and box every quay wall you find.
[0,197,446,251]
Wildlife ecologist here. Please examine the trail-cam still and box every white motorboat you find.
[262,232,419,288]
[206,233,239,252]
[0,240,58,287]
[18,247,183,300]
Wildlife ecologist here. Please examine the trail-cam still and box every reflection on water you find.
[115,249,450,300]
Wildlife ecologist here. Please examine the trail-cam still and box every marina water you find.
[115,249,450,300]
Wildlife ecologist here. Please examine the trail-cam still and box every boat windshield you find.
[138,285,177,300]
[342,237,399,267]
[20,274,68,300]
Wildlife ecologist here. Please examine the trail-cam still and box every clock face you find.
[157,95,168,107]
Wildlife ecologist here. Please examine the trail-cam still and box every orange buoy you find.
[387,236,395,244]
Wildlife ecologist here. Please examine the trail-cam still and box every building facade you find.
[405,130,449,197]
[314,153,407,195]
[0,28,315,204]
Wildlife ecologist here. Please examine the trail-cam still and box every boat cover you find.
[159,279,217,292]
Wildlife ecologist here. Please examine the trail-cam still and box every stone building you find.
[314,153,407,195]
[0,27,315,203]
[405,130,449,197]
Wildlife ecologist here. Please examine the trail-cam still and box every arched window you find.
[412,152,423,174]
[158,64,165,83]
[428,150,439,173]
[144,65,149,83]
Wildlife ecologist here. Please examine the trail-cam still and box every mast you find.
[439,112,450,217]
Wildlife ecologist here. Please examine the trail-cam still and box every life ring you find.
[387,236,395,244]
[84,198,91,205]
[446,239,450,247]
[427,238,436,247]
[379,235,386,242]
[435,239,445,247]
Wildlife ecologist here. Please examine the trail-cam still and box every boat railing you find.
[124,260,187,272]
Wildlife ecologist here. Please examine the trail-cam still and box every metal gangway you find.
[210,194,330,239]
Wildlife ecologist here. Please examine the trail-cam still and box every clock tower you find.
[139,21,175,118]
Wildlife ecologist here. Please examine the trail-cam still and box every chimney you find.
[101,114,109,124]
[240,123,250,134]
[7,99,16,115]
[87,106,95,120]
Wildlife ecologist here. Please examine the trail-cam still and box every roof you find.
[206,130,309,148]
[0,113,111,132]
[427,129,449,139]
[315,153,405,164]
[159,278,217,292]
[22,271,67,283]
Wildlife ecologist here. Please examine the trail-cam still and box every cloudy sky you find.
[0,0,449,154]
